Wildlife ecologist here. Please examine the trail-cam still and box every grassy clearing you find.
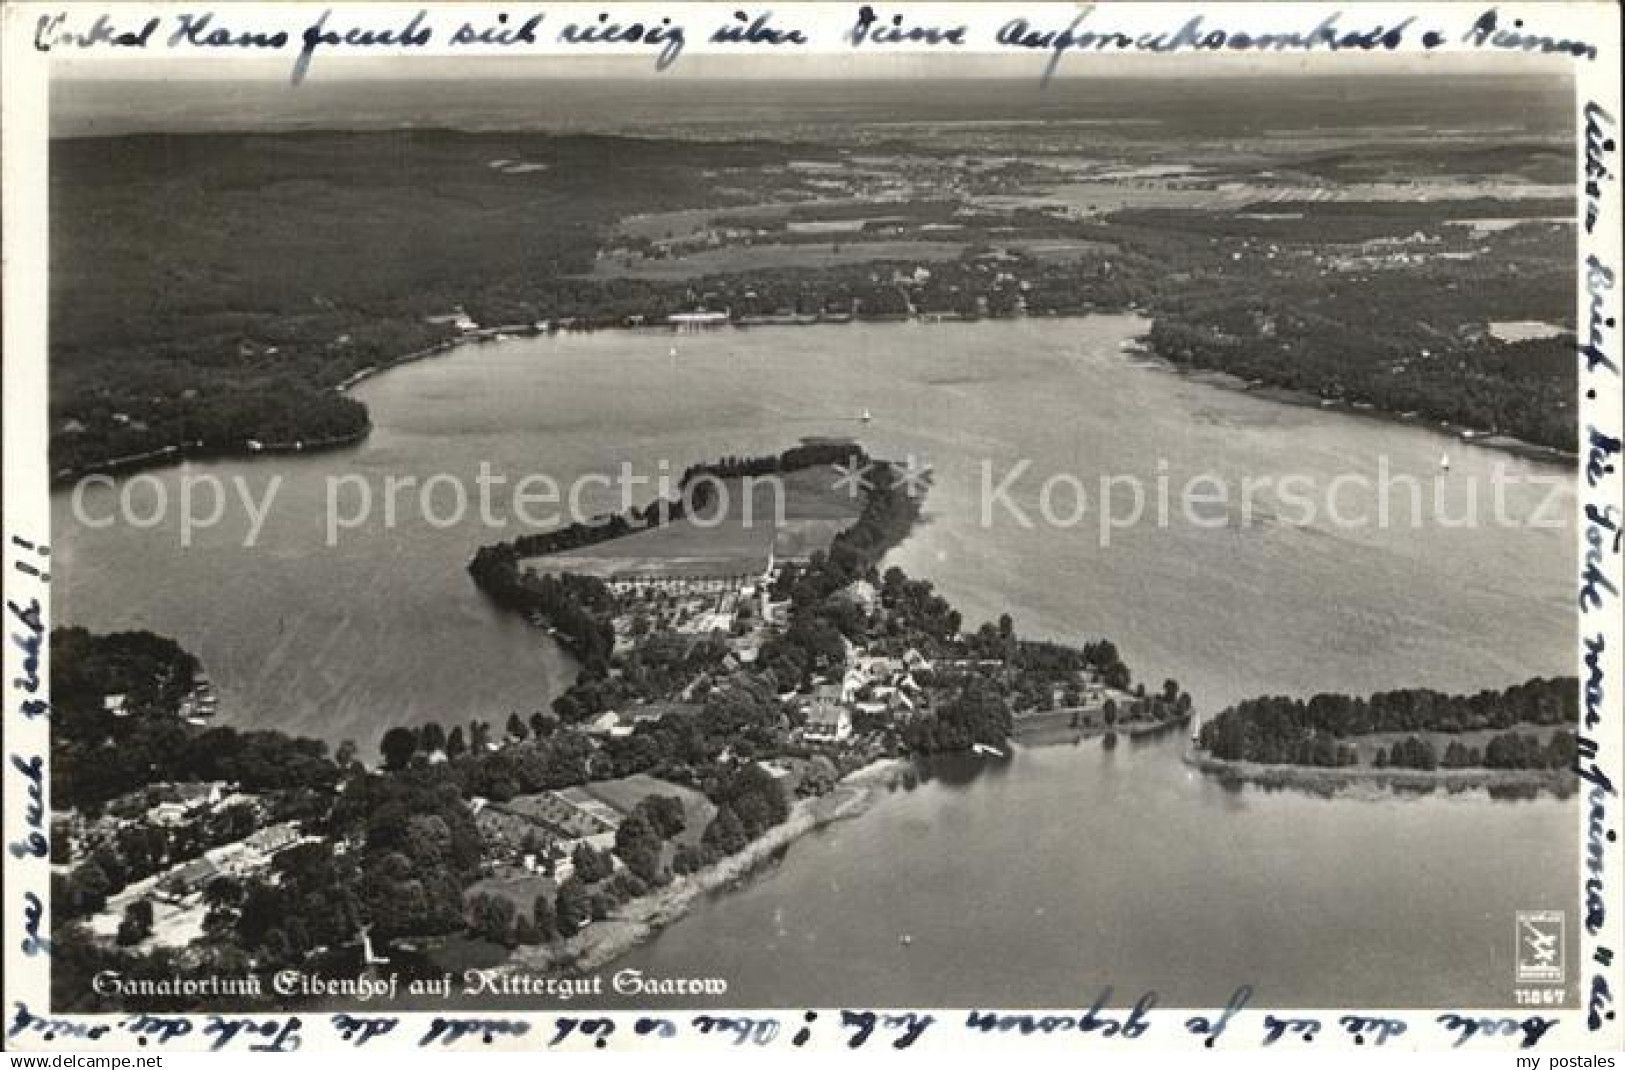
[464,874,558,922]
[533,466,864,579]
[1347,724,1570,764]
[586,240,967,281]
[575,774,717,849]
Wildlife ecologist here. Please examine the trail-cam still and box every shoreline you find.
[1183,748,1576,795]
[48,334,465,485]
[52,307,1576,486]
[51,415,375,485]
[1013,708,1191,747]
[499,757,910,979]
[1129,345,1578,468]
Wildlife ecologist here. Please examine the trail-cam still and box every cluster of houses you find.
[425,306,481,333]
[606,574,776,660]
[581,705,684,740]
[599,572,934,749]
[60,780,254,863]
[156,821,304,900]
[600,571,934,749]
[145,780,235,827]
[797,641,934,746]
[471,789,621,881]
[100,671,217,725]
[60,776,309,947]
[472,779,715,884]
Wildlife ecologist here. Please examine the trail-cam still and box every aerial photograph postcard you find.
[3,0,1621,1057]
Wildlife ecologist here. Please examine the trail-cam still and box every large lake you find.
[53,316,1578,1007]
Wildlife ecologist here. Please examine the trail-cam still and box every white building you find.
[804,705,852,744]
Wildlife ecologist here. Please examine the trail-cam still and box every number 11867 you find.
[1514,988,1567,1006]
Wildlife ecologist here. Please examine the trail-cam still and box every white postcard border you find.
[4,1,1622,1054]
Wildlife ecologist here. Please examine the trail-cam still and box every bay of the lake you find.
[53,316,1578,1006]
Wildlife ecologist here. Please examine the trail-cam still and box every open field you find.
[465,873,557,922]
[1018,238,1120,261]
[587,240,967,281]
[573,774,717,850]
[612,197,962,243]
[87,873,206,952]
[983,180,1574,216]
[530,465,864,580]
[1344,724,1571,765]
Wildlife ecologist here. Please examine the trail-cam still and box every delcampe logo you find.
[1515,910,1565,984]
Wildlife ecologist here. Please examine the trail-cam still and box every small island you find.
[1188,676,1580,795]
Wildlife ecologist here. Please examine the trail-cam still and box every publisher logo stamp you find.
[1516,910,1565,984]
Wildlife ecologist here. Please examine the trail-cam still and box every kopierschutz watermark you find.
[980,456,1569,546]
[65,453,1570,549]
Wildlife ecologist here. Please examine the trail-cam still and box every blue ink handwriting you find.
[21,891,50,956]
[1185,985,1252,1048]
[293,8,431,86]
[1337,1014,1406,1046]
[633,1016,679,1039]
[33,13,157,51]
[1582,256,1618,376]
[331,1014,399,1046]
[548,1016,613,1048]
[8,597,45,696]
[11,535,50,583]
[9,1003,111,1044]
[966,988,1155,1039]
[168,12,288,49]
[1464,8,1598,60]
[839,1009,933,1049]
[1434,1013,1558,1049]
[711,10,806,46]
[691,1015,778,1045]
[421,1016,531,1047]
[451,13,545,47]
[850,6,964,47]
[202,1015,303,1052]
[1584,103,1617,235]
[1261,1014,1322,1045]
[557,13,685,70]
[121,1014,193,1044]
[8,753,48,859]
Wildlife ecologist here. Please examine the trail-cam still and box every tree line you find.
[1197,676,1580,769]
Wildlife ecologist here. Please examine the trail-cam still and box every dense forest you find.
[48,627,803,1011]
[50,627,335,811]
[47,131,830,478]
[50,131,1578,478]
[1196,676,1580,770]
[1101,198,1577,452]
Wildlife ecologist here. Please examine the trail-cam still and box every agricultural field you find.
[532,465,865,580]
[463,874,557,924]
[587,240,968,281]
[571,775,716,850]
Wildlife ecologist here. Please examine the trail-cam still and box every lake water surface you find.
[52,316,1579,1007]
